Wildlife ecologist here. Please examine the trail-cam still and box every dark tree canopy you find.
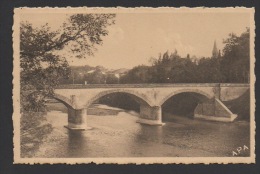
[20,14,116,111]
[221,28,250,82]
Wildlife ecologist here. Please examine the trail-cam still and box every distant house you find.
[114,73,120,78]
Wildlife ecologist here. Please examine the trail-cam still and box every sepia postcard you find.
[13,7,255,164]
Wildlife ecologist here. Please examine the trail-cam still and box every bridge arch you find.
[159,89,213,106]
[85,89,153,108]
[52,93,74,109]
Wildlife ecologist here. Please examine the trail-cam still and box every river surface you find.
[34,104,250,157]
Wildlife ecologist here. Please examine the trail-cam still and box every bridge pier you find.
[65,108,89,130]
[194,98,237,122]
[137,104,165,126]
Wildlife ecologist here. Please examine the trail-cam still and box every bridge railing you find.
[56,83,250,89]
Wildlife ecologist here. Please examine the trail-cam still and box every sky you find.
[20,11,250,69]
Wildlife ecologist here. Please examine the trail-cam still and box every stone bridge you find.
[52,83,249,130]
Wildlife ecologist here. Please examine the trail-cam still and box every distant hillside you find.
[70,65,128,75]
[110,68,129,74]
[70,65,95,74]
[95,65,108,72]
[60,65,129,84]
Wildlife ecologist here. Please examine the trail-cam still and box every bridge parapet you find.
[56,83,249,89]
[219,83,250,87]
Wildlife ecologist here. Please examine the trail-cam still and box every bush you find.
[21,91,47,112]
[20,112,53,157]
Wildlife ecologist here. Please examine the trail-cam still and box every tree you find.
[20,14,116,111]
[197,57,222,83]
[106,74,119,84]
[120,65,151,83]
[85,69,106,84]
[221,28,250,83]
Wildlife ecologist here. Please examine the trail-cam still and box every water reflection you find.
[129,125,166,157]
[67,131,88,157]
[36,105,250,158]
[134,125,163,144]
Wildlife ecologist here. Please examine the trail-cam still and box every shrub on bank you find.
[20,112,53,157]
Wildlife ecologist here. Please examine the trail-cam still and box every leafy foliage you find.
[20,111,53,157]
[84,69,106,84]
[120,65,152,83]
[221,28,250,82]
[20,14,116,111]
[106,74,119,84]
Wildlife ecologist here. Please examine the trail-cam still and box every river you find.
[33,104,250,157]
